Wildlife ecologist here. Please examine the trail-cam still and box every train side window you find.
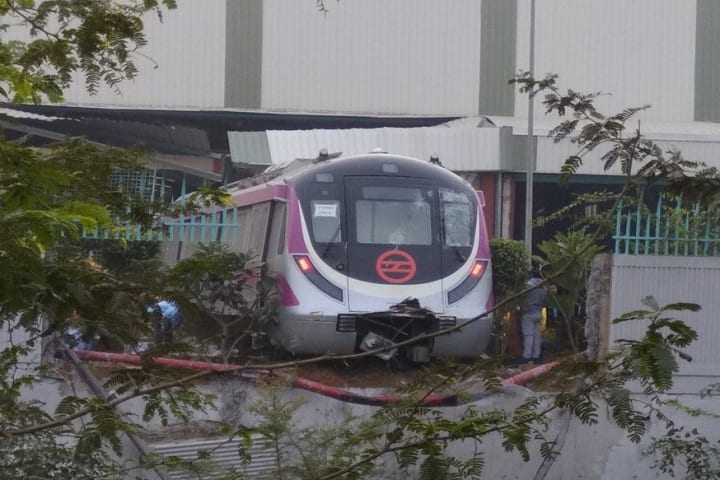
[266,202,287,258]
[311,200,342,243]
[226,206,251,253]
[248,202,271,258]
[440,188,474,247]
[277,203,287,255]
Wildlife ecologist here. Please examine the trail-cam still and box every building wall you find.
[36,0,709,123]
[225,0,264,109]
[61,0,227,108]
[694,0,720,122]
[514,0,697,123]
[260,0,483,115]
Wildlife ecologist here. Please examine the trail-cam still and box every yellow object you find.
[540,307,548,334]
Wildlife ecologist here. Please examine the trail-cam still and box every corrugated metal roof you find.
[228,131,272,165]
[226,117,720,176]
[448,116,720,142]
[151,435,276,479]
[535,136,720,175]
[264,126,502,171]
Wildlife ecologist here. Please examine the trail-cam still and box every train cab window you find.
[311,200,342,243]
[356,186,432,245]
[440,188,475,247]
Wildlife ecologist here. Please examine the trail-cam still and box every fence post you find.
[614,201,623,254]
[586,253,612,359]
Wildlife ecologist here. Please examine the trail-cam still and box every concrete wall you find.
[610,254,720,394]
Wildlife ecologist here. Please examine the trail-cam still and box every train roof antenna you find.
[314,148,342,163]
[429,154,443,166]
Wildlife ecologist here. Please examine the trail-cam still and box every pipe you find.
[69,349,567,407]
[71,349,241,372]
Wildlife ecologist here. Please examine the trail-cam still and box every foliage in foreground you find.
[0,434,123,480]
[1,3,720,475]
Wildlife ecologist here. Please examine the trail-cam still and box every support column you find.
[585,253,612,360]
[499,175,515,239]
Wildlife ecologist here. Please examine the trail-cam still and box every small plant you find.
[534,229,604,353]
[167,243,278,363]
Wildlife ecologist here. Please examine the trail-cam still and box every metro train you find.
[214,151,494,362]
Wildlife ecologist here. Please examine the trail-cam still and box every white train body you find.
[226,153,494,360]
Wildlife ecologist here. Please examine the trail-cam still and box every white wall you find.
[515,0,697,123]
[61,0,227,108]
[261,0,482,115]
[611,255,720,394]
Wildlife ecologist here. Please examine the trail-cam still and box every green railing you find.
[82,204,243,244]
[83,170,243,244]
[613,195,720,256]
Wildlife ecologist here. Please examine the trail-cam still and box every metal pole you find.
[524,0,537,259]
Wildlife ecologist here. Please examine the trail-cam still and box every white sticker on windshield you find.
[313,203,338,218]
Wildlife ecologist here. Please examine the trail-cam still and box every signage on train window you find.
[313,203,338,217]
[375,249,417,284]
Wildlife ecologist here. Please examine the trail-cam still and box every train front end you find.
[274,153,493,362]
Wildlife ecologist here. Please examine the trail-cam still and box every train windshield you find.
[440,188,475,247]
[355,186,433,246]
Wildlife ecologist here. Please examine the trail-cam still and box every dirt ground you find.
[287,357,420,388]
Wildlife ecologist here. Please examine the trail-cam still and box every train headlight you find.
[447,259,488,304]
[296,256,313,273]
[470,260,486,278]
[293,255,344,302]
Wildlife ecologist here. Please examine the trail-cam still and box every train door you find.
[344,176,445,312]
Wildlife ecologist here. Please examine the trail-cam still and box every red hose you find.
[71,350,240,372]
[70,349,566,407]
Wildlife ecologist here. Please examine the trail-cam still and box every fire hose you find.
[68,349,567,407]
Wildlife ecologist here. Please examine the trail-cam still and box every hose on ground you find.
[68,349,572,407]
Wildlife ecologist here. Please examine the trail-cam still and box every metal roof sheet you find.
[228,131,272,165]
[264,126,502,171]
[150,435,276,479]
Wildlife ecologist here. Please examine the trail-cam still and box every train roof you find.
[225,150,472,196]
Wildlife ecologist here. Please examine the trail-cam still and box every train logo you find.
[375,249,417,284]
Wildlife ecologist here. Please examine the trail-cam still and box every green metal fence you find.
[82,204,243,244]
[83,170,243,244]
[614,195,720,256]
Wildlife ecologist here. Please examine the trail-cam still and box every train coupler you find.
[355,297,440,363]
